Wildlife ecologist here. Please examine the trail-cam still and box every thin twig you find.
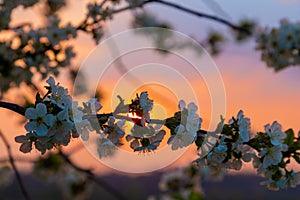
[0,129,31,200]
[58,150,127,200]
[151,0,251,34]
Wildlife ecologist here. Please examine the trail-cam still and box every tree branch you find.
[0,129,31,200]
[58,150,127,200]
[78,0,250,34]
[150,0,250,34]
[0,101,26,116]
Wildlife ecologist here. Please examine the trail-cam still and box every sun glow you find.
[127,112,142,119]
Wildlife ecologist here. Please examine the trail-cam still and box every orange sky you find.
[1,0,300,176]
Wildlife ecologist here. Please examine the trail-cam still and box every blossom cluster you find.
[195,110,300,190]
[195,111,253,180]
[255,19,300,71]
[11,77,300,191]
[251,122,300,190]
[167,100,202,150]
[0,0,124,96]
[126,92,167,152]
[15,77,102,154]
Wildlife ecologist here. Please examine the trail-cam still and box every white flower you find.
[46,76,71,108]
[265,121,286,146]
[48,109,74,141]
[207,144,227,165]
[198,116,224,158]
[97,137,116,158]
[259,146,283,168]
[178,100,186,111]
[88,98,102,112]
[284,172,300,188]
[131,124,156,138]
[230,110,251,142]
[186,109,201,134]
[25,103,55,136]
[105,117,125,144]
[139,92,153,123]
[72,101,93,141]
[255,20,300,70]
[168,125,196,150]
[169,100,201,150]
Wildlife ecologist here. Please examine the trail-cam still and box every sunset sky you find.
[0,0,300,175]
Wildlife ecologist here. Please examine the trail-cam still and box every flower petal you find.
[36,103,47,117]
[25,121,37,132]
[178,100,186,111]
[44,114,56,126]
[35,124,48,136]
[25,108,37,119]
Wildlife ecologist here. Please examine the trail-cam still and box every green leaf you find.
[284,129,295,146]
[222,124,233,136]
[165,117,179,135]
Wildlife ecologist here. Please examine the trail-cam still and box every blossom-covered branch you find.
[0,76,299,191]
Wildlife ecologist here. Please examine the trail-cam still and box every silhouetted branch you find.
[0,101,26,116]
[78,0,250,34]
[151,0,251,34]
[0,129,31,200]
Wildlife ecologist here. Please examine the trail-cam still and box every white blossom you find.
[259,146,283,168]
[88,98,102,112]
[46,76,71,108]
[168,125,195,150]
[47,108,74,142]
[255,19,300,70]
[265,121,286,146]
[104,116,125,144]
[168,101,201,150]
[139,92,153,123]
[207,144,227,165]
[72,101,93,141]
[284,172,300,188]
[229,110,251,142]
[24,103,55,136]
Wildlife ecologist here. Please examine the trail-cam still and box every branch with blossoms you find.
[0,76,300,192]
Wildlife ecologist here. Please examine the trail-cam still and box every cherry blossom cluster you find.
[195,111,300,190]
[15,77,101,154]
[12,76,300,190]
[255,19,300,71]
[125,92,168,152]
[0,0,78,96]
